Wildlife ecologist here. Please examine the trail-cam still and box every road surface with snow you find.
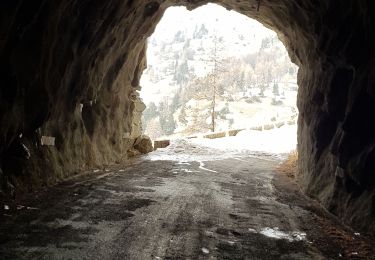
[0,137,373,259]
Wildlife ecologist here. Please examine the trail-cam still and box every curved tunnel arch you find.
[0,0,374,233]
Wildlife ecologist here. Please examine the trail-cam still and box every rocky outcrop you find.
[0,0,374,233]
[134,135,154,154]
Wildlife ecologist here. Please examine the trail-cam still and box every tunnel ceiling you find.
[0,0,374,233]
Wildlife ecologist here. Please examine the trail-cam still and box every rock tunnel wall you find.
[0,1,374,233]
[0,1,152,192]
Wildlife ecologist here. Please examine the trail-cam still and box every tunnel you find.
[0,0,374,245]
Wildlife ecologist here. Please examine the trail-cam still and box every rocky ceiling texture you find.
[0,1,374,233]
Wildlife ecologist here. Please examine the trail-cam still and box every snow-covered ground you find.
[191,125,297,154]
[147,125,297,163]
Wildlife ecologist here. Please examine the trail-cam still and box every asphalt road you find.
[0,140,373,259]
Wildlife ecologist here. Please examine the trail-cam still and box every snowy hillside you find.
[140,4,298,140]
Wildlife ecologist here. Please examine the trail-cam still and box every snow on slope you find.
[190,125,297,154]
[140,4,279,104]
[147,125,297,163]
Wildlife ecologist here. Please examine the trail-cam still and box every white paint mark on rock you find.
[41,136,55,146]
[202,247,209,254]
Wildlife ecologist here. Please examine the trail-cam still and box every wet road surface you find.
[0,140,374,259]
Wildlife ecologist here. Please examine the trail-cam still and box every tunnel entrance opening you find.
[140,4,298,154]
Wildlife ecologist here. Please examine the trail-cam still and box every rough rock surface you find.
[154,140,171,150]
[134,135,154,154]
[0,0,374,233]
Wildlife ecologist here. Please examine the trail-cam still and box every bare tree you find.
[201,31,227,132]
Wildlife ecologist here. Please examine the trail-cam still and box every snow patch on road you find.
[199,162,218,173]
[146,139,235,162]
[249,227,307,242]
[181,168,199,173]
